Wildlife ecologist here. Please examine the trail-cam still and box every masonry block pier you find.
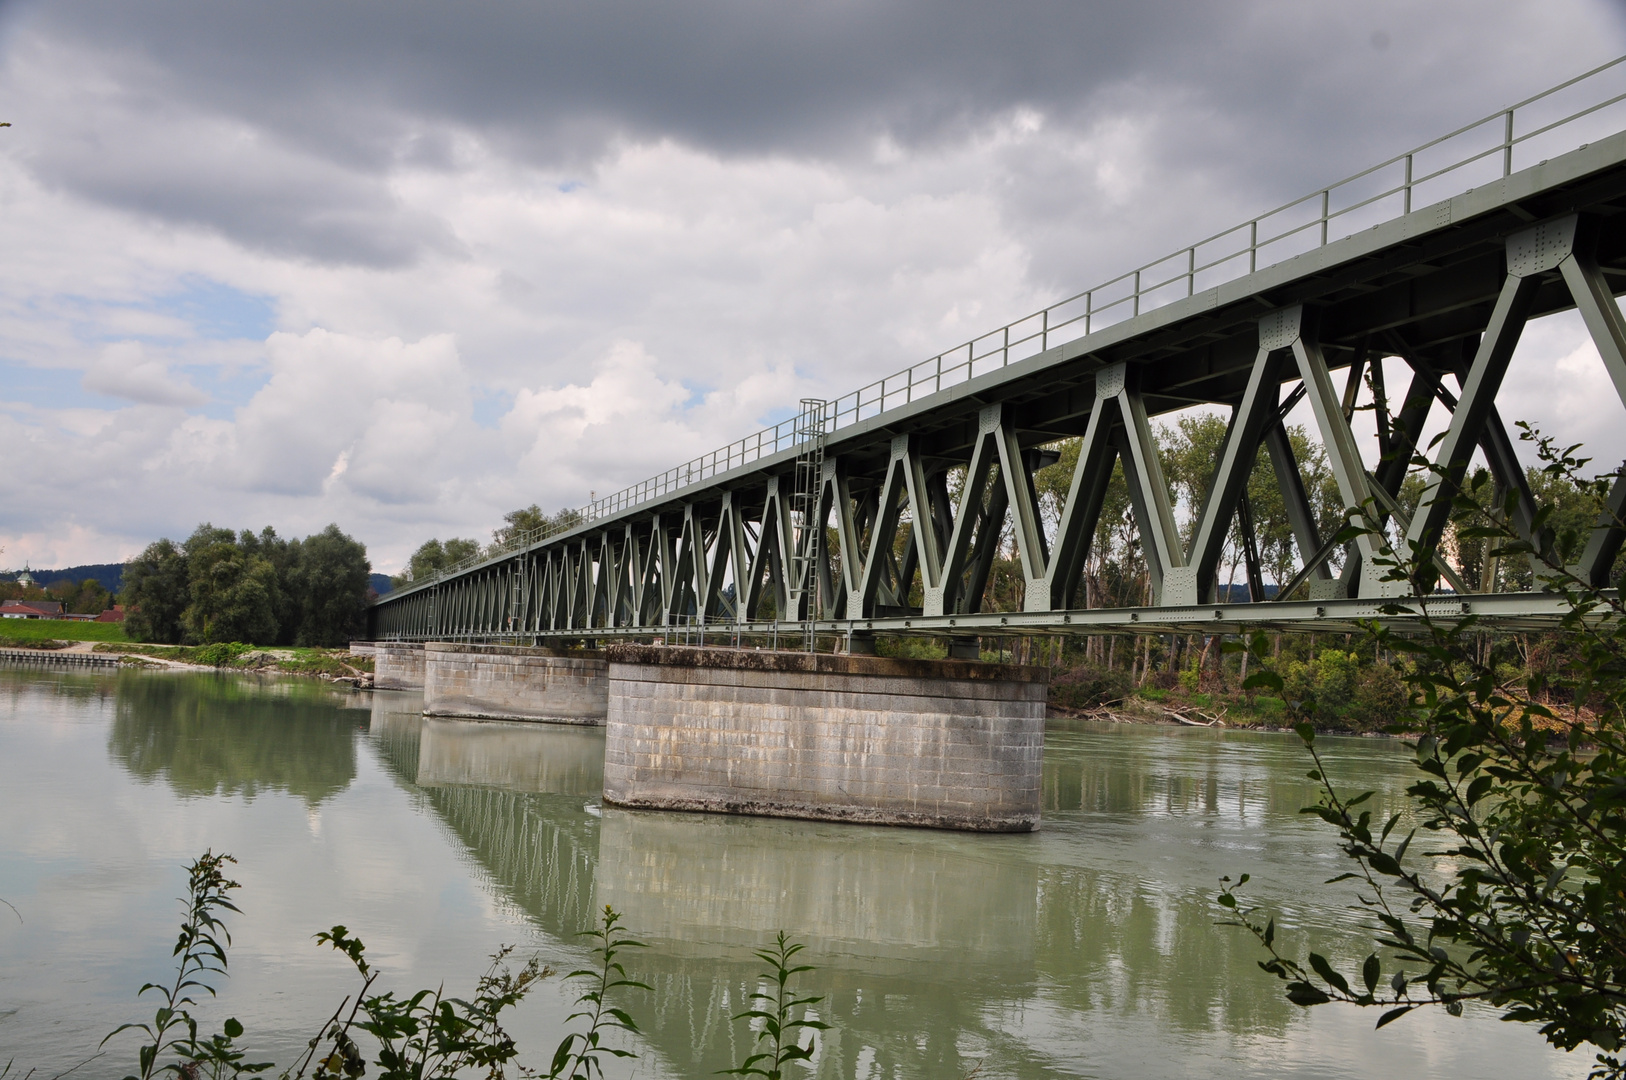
[423,642,609,725]
[602,645,1047,832]
[374,642,426,691]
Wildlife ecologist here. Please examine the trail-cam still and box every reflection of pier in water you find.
[595,808,1036,965]
[417,717,603,795]
[367,696,601,940]
[366,702,1312,1077]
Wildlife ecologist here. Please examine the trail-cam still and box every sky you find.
[2,1,1626,575]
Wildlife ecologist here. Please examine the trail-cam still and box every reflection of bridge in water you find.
[374,59,1626,644]
[368,696,600,940]
[366,700,1360,1077]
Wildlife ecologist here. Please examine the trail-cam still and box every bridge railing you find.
[394,55,1626,594]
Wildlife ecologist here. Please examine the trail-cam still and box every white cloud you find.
[233,328,474,497]
[81,341,208,407]
[1501,310,1626,472]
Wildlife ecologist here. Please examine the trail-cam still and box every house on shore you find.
[1,599,65,619]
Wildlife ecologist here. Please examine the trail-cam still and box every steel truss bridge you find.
[372,59,1626,644]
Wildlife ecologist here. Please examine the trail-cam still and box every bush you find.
[1278,658,1314,710]
[875,636,949,660]
[105,852,824,1079]
[1051,663,1134,709]
[1311,650,1358,712]
[1349,662,1408,729]
[191,642,254,668]
[1251,695,1287,718]
[1272,651,1368,726]
[1221,428,1626,1070]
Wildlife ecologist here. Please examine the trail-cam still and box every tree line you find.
[122,523,372,647]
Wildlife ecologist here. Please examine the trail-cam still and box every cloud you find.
[81,341,208,407]
[232,329,477,498]
[2,30,461,268]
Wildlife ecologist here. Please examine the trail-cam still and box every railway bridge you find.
[373,59,1626,647]
[363,61,1626,832]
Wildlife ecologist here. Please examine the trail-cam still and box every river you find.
[0,666,1585,1078]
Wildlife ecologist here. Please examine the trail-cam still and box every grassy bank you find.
[92,641,371,677]
[0,618,130,647]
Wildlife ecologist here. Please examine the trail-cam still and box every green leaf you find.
[1362,955,1379,995]
[1308,953,1351,996]
[1244,670,1285,693]
[223,1017,243,1038]
[1285,982,1332,1006]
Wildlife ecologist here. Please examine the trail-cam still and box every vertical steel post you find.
[1504,109,1514,176]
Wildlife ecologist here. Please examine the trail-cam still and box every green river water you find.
[0,666,1588,1078]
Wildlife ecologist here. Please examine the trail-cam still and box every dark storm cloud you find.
[16,1,1224,161]
[3,0,1623,273]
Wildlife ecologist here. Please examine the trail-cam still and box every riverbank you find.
[1047,696,1365,736]
[87,641,373,683]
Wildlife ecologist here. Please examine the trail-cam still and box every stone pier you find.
[423,642,608,725]
[374,641,426,690]
[603,645,1047,832]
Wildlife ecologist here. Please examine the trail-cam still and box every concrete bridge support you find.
[375,642,426,690]
[423,642,608,725]
[602,645,1046,832]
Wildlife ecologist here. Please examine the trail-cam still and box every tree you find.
[1221,428,1626,1076]
[121,523,373,646]
[240,526,301,642]
[1029,416,1341,613]
[1159,414,1342,597]
[286,524,371,646]
[183,538,281,645]
[123,539,191,644]
[393,536,483,587]
[491,504,582,551]
[45,577,112,614]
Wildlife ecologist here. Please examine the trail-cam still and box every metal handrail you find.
[403,55,1626,590]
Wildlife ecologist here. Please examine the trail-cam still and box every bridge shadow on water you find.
[362,696,1360,1078]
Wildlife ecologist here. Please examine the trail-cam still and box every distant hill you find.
[370,573,393,595]
[1,562,125,593]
